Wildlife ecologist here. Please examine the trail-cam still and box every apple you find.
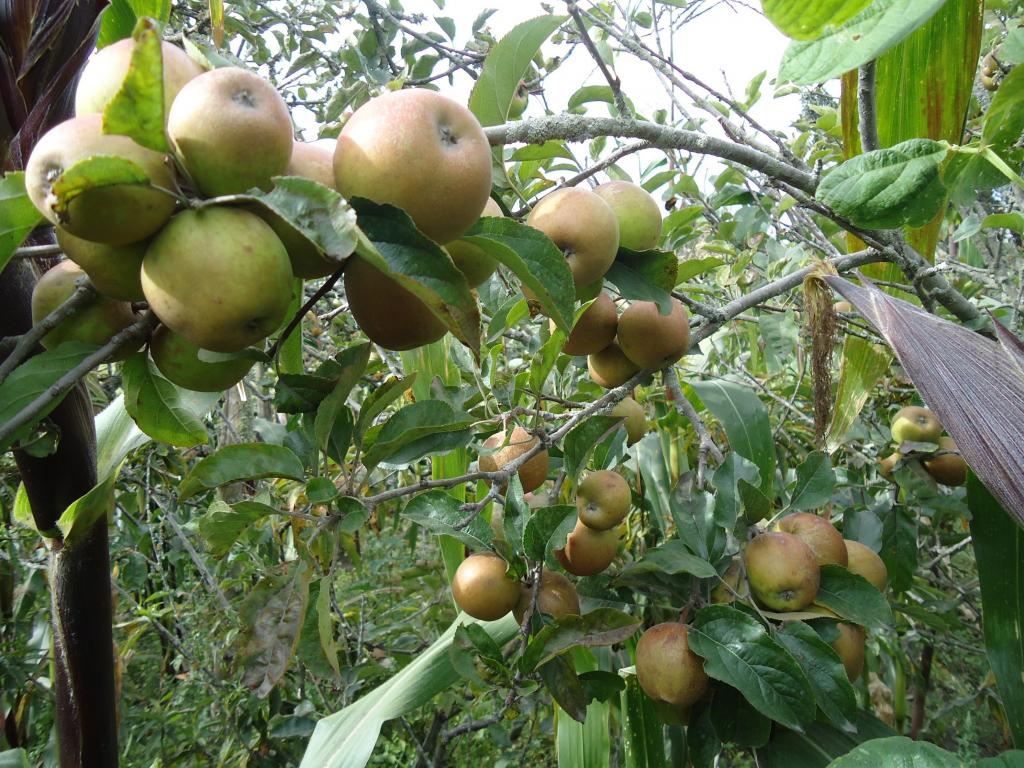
[513,570,580,624]
[773,512,848,567]
[25,114,177,245]
[56,227,147,301]
[344,255,447,350]
[635,623,709,711]
[446,198,503,286]
[75,38,204,118]
[555,518,620,576]
[31,261,137,355]
[334,89,492,244]
[526,187,619,289]
[593,180,662,251]
[832,622,866,681]
[587,342,640,389]
[923,436,968,486]
[285,140,336,188]
[576,470,631,530]
[556,290,618,356]
[479,425,549,494]
[743,531,820,611]
[141,206,293,352]
[890,405,941,445]
[616,299,690,369]
[148,325,254,392]
[843,540,887,592]
[167,67,293,197]
[451,552,520,622]
[611,396,647,445]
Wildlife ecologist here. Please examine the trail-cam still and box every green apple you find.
[635,623,709,711]
[611,396,647,445]
[167,67,293,197]
[25,114,177,245]
[141,206,293,352]
[75,38,204,118]
[556,290,618,356]
[890,405,941,445]
[526,187,619,289]
[555,518,620,576]
[31,261,137,354]
[149,325,254,392]
[587,342,639,389]
[513,570,580,624]
[445,198,503,286]
[743,531,820,611]
[773,512,848,567]
[576,470,630,530]
[616,298,690,369]
[593,180,662,251]
[923,436,968,486]
[56,227,147,301]
[451,553,520,622]
[843,540,887,592]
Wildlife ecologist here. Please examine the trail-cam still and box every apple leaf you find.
[401,490,494,551]
[0,341,96,452]
[198,499,275,558]
[313,343,370,453]
[461,216,575,333]
[236,559,312,698]
[522,504,576,560]
[361,400,475,470]
[761,0,872,40]
[754,710,896,767]
[778,0,946,84]
[102,17,169,151]
[562,415,623,481]
[825,736,963,767]
[49,155,151,219]
[688,605,816,731]
[469,14,567,126]
[982,62,1024,151]
[250,176,358,263]
[178,443,305,500]
[520,609,641,672]
[121,353,211,447]
[351,199,481,358]
[613,539,717,580]
[813,565,892,629]
[604,250,676,314]
[776,620,858,732]
[0,172,43,274]
[815,139,948,229]
[825,273,1024,528]
[788,451,835,511]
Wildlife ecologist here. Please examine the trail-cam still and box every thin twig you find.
[857,61,880,153]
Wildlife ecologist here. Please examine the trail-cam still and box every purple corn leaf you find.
[824,273,1024,528]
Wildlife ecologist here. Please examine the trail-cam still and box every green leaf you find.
[300,614,519,768]
[336,497,370,534]
[982,212,1024,234]
[250,176,358,262]
[779,0,947,84]
[739,479,772,524]
[556,650,613,766]
[0,342,96,452]
[816,139,948,229]
[826,337,892,453]
[522,504,576,560]
[352,199,481,356]
[968,476,1024,746]
[102,18,169,151]
[688,605,816,731]
[314,344,371,453]
[980,752,1024,768]
[510,141,574,161]
[296,579,341,680]
[614,539,717,580]
[274,373,337,413]
[198,499,274,557]
[788,451,835,511]
[237,560,312,698]
[468,15,567,126]
[306,477,339,504]
[362,400,474,469]
[521,609,641,671]
[755,710,897,767]
[401,490,493,551]
[691,380,775,497]
[179,444,305,500]
[562,415,623,481]
[0,172,44,273]
[825,736,962,767]
[711,452,761,528]
[121,353,210,447]
[462,216,575,332]
[761,0,872,40]
[50,156,152,218]
[568,84,615,111]
[709,685,772,747]
[879,503,916,593]
[541,655,589,723]
[354,374,414,444]
[776,621,858,732]
[530,327,564,393]
[814,565,892,628]
[983,64,1024,152]
[604,248,678,313]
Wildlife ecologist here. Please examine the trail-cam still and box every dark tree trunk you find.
[1,1,119,764]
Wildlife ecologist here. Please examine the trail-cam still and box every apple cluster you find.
[633,512,888,722]
[880,405,968,487]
